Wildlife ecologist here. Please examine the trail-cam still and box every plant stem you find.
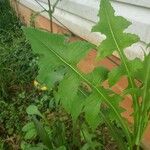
[135,55,150,145]
[33,0,53,32]
[47,0,53,32]
[34,0,72,33]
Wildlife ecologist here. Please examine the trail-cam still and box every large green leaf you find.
[92,0,150,147]
[22,0,150,148]
[92,1,143,146]
[92,0,141,89]
[23,28,94,89]
[92,0,139,59]
[92,0,142,85]
[23,27,130,144]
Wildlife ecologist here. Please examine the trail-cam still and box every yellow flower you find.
[34,80,48,91]
[40,86,48,91]
[34,80,39,87]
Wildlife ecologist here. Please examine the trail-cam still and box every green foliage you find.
[23,25,126,149]
[22,122,37,140]
[0,1,44,149]
[32,116,52,149]
[0,0,22,46]
[0,0,147,149]
[24,102,107,150]
[23,27,111,130]
[0,0,38,101]
[23,0,150,150]
[21,141,49,150]
[26,105,43,118]
[91,0,150,149]
[92,0,139,59]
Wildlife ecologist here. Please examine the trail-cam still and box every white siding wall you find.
[19,0,150,59]
[114,0,150,8]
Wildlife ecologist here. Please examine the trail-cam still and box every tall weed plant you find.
[23,0,150,149]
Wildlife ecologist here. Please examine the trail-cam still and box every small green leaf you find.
[32,116,52,149]
[20,141,31,150]
[108,58,143,86]
[26,105,43,118]
[24,128,37,140]
[22,122,35,132]
[128,58,143,75]
[81,126,101,149]
[70,95,84,121]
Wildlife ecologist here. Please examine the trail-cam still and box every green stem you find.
[135,55,150,145]
[34,0,53,32]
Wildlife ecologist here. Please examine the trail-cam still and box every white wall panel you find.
[114,0,150,8]
[19,0,150,59]
[35,0,150,43]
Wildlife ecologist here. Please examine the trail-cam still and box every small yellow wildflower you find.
[40,86,48,91]
[34,80,39,87]
[33,80,48,91]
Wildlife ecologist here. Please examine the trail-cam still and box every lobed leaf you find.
[92,0,139,58]
[23,26,130,144]
[26,105,43,118]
